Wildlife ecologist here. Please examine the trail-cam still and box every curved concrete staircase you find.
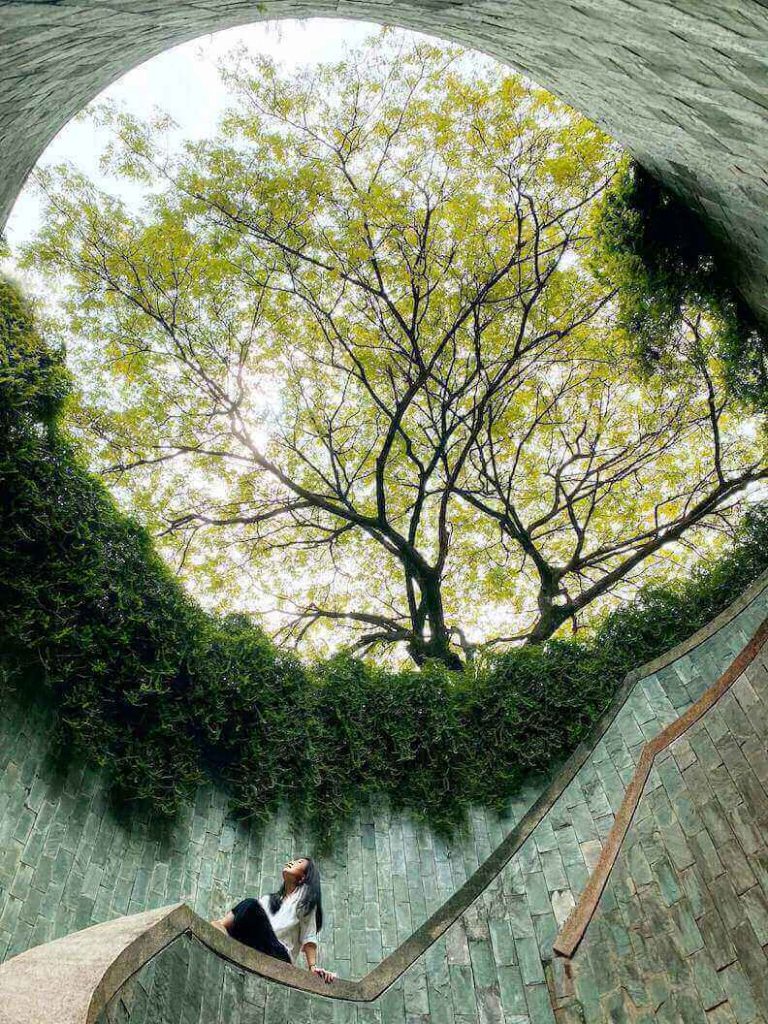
[3,575,768,1021]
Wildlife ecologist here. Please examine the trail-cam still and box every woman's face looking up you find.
[282,857,309,883]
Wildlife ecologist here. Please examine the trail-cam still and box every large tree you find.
[24,32,768,668]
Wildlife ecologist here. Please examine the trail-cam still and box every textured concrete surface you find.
[1,2,768,327]
[2,578,768,1022]
[0,906,176,1024]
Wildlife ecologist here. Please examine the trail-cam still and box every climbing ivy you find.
[593,159,768,406]
[3,275,768,846]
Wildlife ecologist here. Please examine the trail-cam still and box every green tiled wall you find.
[10,580,763,1022]
[0,689,544,975]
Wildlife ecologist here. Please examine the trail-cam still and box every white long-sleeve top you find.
[258,888,318,964]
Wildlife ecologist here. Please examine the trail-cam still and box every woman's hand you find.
[310,965,337,983]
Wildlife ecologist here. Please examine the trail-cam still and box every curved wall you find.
[1,2,767,326]
[81,575,768,1023]
[2,11,768,1017]
[556,640,768,1022]
[0,683,543,977]
[2,574,768,1023]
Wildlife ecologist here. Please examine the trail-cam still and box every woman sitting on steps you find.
[211,856,337,983]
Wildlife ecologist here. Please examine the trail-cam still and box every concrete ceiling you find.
[1,1,767,322]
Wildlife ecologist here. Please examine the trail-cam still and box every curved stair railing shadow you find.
[3,568,768,1024]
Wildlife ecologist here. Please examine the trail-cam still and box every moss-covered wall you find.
[0,687,543,977]
[2,574,768,1024]
[85,578,768,1023]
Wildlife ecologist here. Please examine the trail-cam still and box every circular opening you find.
[5,19,767,671]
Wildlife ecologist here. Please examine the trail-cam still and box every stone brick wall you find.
[1,2,767,327]
[3,576,768,1022]
[89,581,768,1023]
[555,653,768,1022]
[0,687,543,977]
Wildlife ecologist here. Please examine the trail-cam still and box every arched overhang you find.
[1,2,767,323]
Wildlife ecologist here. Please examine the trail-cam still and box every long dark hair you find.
[268,857,323,931]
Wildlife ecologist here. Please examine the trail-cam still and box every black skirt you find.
[227,898,292,963]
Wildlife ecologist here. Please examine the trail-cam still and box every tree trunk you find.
[406,573,464,670]
[524,591,573,646]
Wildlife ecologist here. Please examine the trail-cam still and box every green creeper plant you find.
[592,158,768,406]
[4,273,768,846]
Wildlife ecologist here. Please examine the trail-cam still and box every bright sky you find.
[4,18,377,252]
